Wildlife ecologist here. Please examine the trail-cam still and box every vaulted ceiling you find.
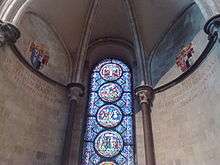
[28,0,193,55]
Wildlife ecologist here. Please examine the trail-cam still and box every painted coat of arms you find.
[29,41,49,70]
[176,43,194,72]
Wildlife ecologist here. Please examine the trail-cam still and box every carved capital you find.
[67,83,85,102]
[0,21,20,46]
[135,85,154,106]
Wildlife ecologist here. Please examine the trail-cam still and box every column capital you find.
[135,85,154,105]
[67,83,85,101]
[0,21,20,46]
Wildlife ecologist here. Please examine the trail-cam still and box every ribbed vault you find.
[0,0,194,76]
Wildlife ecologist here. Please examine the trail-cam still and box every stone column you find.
[61,83,85,165]
[135,85,156,165]
[0,20,20,46]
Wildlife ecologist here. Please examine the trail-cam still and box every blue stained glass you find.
[94,60,111,72]
[97,78,106,88]
[91,73,102,92]
[94,131,123,157]
[116,93,133,115]
[121,146,135,164]
[100,63,122,81]
[121,116,134,145]
[89,92,99,107]
[84,117,104,141]
[95,99,105,108]
[89,105,99,116]
[82,142,101,165]
[115,124,127,135]
[88,93,104,115]
[116,73,131,92]
[82,59,135,165]
[97,105,122,128]
[112,59,130,72]
[115,154,127,164]
[98,83,122,102]
[115,116,133,145]
[90,154,101,164]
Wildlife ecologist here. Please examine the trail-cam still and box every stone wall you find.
[149,3,220,165]
[16,12,72,85]
[0,46,69,164]
[152,42,220,165]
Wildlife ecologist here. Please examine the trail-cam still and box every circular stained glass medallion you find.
[98,83,122,102]
[99,162,116,165]
[100,63,122,81]
[95,131,123,158]
[97,105,122,128]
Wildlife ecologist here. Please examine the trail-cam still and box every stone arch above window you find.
[81,59,135,165]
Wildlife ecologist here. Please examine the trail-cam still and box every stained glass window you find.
[82,59,135,165]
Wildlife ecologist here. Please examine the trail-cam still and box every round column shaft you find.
[61,83,84,165]
[135,85,156,165]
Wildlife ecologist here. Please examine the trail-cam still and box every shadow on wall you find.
[150,4,205,87]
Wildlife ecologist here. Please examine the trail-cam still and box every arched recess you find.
[82,38,137,87]
[15,11,73,84]
[68,38,148,164]
[149,3,205,87]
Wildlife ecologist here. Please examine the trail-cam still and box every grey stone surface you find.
[152,27,220,165]
[16,12,72,84]
[137,3,220,165]
[0,47,68,164]
[1,1,220,165]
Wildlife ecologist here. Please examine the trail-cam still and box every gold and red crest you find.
[176,43,194,72]
[29,41,49,70]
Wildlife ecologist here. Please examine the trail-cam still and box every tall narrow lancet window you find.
[82,59,135,165]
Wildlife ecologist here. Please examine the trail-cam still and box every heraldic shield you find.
[29,41,49,70]
[176,43,194,72]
